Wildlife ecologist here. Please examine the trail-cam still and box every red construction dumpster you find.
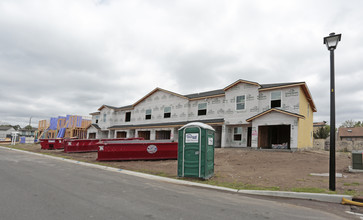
[40,139,64,150]
[97,140,178,161]
[64,138,144,153]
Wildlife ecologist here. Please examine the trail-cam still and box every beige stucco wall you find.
[297,87,314,148]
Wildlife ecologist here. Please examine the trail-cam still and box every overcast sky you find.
[1,0,362,127]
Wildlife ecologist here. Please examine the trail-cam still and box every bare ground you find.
[4,144,363,196]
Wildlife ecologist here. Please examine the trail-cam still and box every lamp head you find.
[324,32,342,51]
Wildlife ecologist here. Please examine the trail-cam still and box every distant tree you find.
[313,125,330,139]
[354,121,363,127]
[340,120,363,128]
[24,125,33,130]
[13,125,21,130]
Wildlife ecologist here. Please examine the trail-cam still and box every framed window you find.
[271,91,281,108]
[198,103,207,116]
[145,109,152,120]
[164,107,171,118]
[233,127,242,141]
[95,116,99,124]
[103,114,106,122]
[125,112,131,122]
[236,95,246,110]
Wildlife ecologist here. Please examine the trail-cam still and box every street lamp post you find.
[323,32,341,191]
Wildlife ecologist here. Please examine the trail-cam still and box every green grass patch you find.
[344,182,360,186]
[344,189,357,196]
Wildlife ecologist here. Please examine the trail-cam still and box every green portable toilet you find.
[178,122,215,179]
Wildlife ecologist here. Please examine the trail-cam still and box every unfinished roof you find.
[260,82,305,89]
[133,87,188,107]
[224,79,260,91]
[246,108,305,122]
[98,104,119,111]
[90,124,101,130]
[89,112,100,115]
[116,105,133,111]
[338,127,363,138]
[184,89,225,100]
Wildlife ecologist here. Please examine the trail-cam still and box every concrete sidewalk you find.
[0,145,352,204]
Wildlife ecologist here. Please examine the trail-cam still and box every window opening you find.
[125,112,131,122]
[236,95,246,110]
[271,91,281,108]
[198,103,207,116]
[164,107,171,118]
[145,109,152,120]
[233,127,242,141]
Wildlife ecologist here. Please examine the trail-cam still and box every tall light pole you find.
[323,32,341,191]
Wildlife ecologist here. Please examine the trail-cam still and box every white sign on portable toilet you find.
[185,133,199,143]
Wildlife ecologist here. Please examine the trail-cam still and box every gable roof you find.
[260,82,305,89]
[246,108,305,122]
[116,105,133,111]
[0,126,14,131]
[224,79,260,91]
[338,127,363,138]
[87,123,101,130]
[90,112,101,115]
[98,104,118,111]
[133,87,188,107]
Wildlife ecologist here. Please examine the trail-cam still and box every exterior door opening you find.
[89,133,96,139]
[116,131,127,138]
[156,130,171,140]
[247,127,252,147]
[138,131,150,140]
[258,125,290,149]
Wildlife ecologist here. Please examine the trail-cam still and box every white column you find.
[150,129,156,140]
[251,125,258,148]
[221,124,227,148]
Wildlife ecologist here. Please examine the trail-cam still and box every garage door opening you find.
[156,130,171,140]
[258,125,290,149]
[138,131,150,140]
[89,133,96,139]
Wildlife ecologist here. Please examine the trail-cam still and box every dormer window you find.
[271,91,281,108]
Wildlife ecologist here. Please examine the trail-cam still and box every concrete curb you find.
[0,146,352,203]
[237,190,352,203]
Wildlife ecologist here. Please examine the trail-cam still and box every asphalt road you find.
[0,148,349,220]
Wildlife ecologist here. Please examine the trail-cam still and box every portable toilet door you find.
[178,122,215,179]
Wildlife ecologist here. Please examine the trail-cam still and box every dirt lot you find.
[5,144,363,196]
